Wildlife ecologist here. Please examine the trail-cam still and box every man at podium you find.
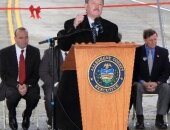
[55,0,121,130]
[58,0,120,52]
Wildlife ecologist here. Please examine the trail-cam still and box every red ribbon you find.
[29,5,41,19]
[0,2,169,19]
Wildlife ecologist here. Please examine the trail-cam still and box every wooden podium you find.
[62,42,138,130]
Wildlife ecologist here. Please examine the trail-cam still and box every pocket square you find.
[143,57,147,61]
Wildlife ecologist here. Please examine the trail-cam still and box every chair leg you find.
[131,105,136,127]
[3,99,6,129]
[165,114,168,126]
[36,107,39,129]
[30,108,39,129]
[132,105,136,120]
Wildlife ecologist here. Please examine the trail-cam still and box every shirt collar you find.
[145,44,155,50]
[144,44,155,55]
[60,50,68,54]
[15,44,26,52]
[87,16,95,28]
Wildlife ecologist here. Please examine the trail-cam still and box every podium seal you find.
[88,55,125,93]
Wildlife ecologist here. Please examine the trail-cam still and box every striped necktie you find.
[91,22,97,43]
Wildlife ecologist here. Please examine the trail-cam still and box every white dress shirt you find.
[15,44,27,81]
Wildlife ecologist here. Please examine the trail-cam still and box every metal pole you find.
[156,0,170,84]
[156,0,166,48]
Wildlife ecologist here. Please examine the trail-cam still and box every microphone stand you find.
[39,28,93,129]
[39,29,91,130]
[49,38,56,130]
[39,28,93,130]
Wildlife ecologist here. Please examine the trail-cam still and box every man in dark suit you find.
[133,29,170,129]
[0,27,40,130]
[56,0,121,130]
[59,0,120,52]
[39,30,70,129]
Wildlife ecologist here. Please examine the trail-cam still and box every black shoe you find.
[9,116,18,130]
[135,115,145,129]
[46,120,52,130]
[155,114,167,129]
[136,122,145,129]
[22,113,30,130]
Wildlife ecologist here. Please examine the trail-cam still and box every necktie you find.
[65,52,68,57]
[63,52,67,61]
[91,23,97,43]
[19,50,26,85]
[148,50,153,75]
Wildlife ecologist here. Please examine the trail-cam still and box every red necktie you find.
[19,50,26,85]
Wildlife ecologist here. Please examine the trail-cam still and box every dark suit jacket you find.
[133,45,170,83]
[39,46,63,89]
[56,16,121,130]
[0,44,40,101]
[39,46,64,129]
[61,15,120,51]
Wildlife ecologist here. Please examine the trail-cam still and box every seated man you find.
[0,27,40,130]
[133,29,170,129]
[39,29,70,129]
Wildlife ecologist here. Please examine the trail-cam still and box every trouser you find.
[6,86,40,118]
[134,82,170,115]
[43,86,57,125]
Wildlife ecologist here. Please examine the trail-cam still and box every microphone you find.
[94,17,103,34]
[39,29,91,44]
[39,37,58,44]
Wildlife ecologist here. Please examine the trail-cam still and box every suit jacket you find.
[133,45,170,83]
[0,44,40,101]
[61,15,120,51]
[39,46,63,89]
[56,16,121,130]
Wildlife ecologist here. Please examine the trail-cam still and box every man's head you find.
[14,27,29,49]
[85,0,104,20]
[143,29,158,48]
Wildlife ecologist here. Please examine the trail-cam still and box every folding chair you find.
[0,99,7,130]
[0,98,40,129]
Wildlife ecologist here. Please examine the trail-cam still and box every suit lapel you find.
[96,17,103,38]
[54,47,63,80]
[81,16,93,42]
[54,47,63,65]
[152,47,159,74]
[82,15,91,29]
[6,45,18,80]
[25,45,32,77]
[141,45,150,75]
[77,15,91,30]
[10,45,18,77]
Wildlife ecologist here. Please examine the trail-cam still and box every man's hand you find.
[144,81,158,92]
[18,84,27,96]
[149,81,158,91]
[73,13,86,28]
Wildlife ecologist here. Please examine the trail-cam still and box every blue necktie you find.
[148,50,153,75]
[91,23,97,43]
